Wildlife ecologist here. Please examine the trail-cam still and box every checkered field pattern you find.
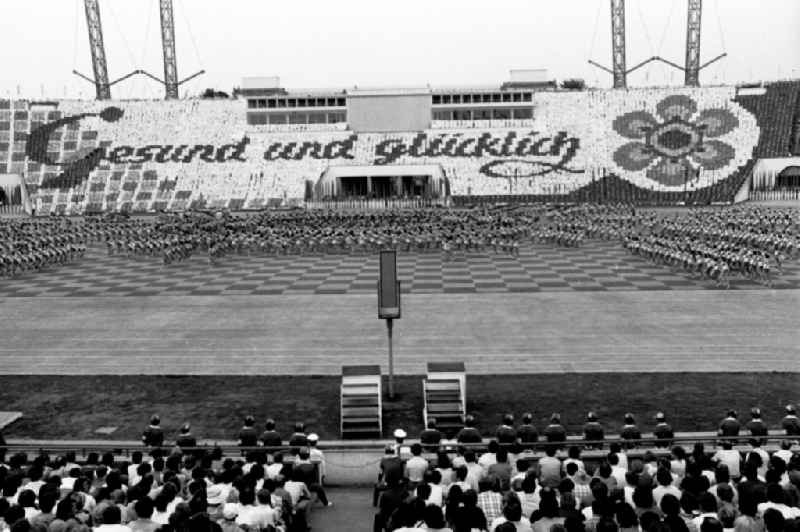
[0,241,798,297]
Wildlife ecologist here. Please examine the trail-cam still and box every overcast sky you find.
[1,0,798,99]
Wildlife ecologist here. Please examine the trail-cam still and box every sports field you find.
[0,238,797,440]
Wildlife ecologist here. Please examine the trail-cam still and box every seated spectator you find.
[496,415,517,446]
[423,504,453,532]
[490,495,532,532]
[420,419,443,453]
[517,413,539,448]
[537,446,562,489]
[583,413,604,450]
[488,450,513,492]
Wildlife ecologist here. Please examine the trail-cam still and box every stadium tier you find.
[0,82,799,214]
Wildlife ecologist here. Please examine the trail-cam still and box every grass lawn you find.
[0,373,798,441]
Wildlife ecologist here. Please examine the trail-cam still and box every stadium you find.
[0,1,799,531]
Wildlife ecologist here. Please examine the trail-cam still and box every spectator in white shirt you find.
[653,468,682,507]
[712,442,741,480]
[405,444,430,489]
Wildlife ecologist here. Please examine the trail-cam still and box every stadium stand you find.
[1,411,798,532]
[340,365,383,439]
[2,82,799,213]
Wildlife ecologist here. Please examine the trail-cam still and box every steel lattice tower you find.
[83,0,111,100]
[610,0,627,89]
[159,0,179,99]
[685,0,702,86]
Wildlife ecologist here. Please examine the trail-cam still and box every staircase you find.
[340,365,382,438]
[423,362,466,438]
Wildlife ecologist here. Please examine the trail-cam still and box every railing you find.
[4,433,796,456]
[305,197,441,210]
[749,189,800,201]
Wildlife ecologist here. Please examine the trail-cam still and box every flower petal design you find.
[656,95,698,121]
[646,157,694,187]
[613,141,656,171]
[689,140,736,170]
[612,111,658,139]
[694,108,739,138]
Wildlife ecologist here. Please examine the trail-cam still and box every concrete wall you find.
[347,94,431,132]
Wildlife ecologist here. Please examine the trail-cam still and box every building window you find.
[453,109,471,120]
[247,100,257,109]
[502,93,511,102]
[267,114,286,125]
[277,99,286,108]
[246,113,267,125]
[268,99,277,108]
[308,112,326,124]
[452,95,461,104]
[462,94,471,104]
[474,109,491,120]
[492,93,501,103]
[433,95,442,104]
[442,95,451,104]
[493,109,511,119]
[513,93,521,102]
[288,99,296,108]
[298,99,306,108]
[337,98,346,106]
[513,108,533,119]
[288,113,306,124]
[523,93,532,102]
[482,94,491,103]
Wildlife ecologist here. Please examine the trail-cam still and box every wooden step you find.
[427,402,463,413]
[342,406,381,417]
[425,380,461,390]
[341,384,380,395]
[342,396,380,407]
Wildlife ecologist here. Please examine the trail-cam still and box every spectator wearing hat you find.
[392,428,412,460]
[259,419,283,449]
[205,485,226,522]
[544,414,567,448]
[457,416,482,444]
[141,416,163,448]
[517,413,539,448]
[620,414,641,449]
[237,416,258,448]
[781,405,800,436]
[307,433,326,484]
[718,411,741,443]
[420,418,443,453]
[583,412,605,450]
[654,413,674,448]
[496,414,517,446]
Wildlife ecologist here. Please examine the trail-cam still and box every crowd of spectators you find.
[0,415,333,532]
[374,408,800,532]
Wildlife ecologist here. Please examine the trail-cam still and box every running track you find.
[0,290,797,375]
